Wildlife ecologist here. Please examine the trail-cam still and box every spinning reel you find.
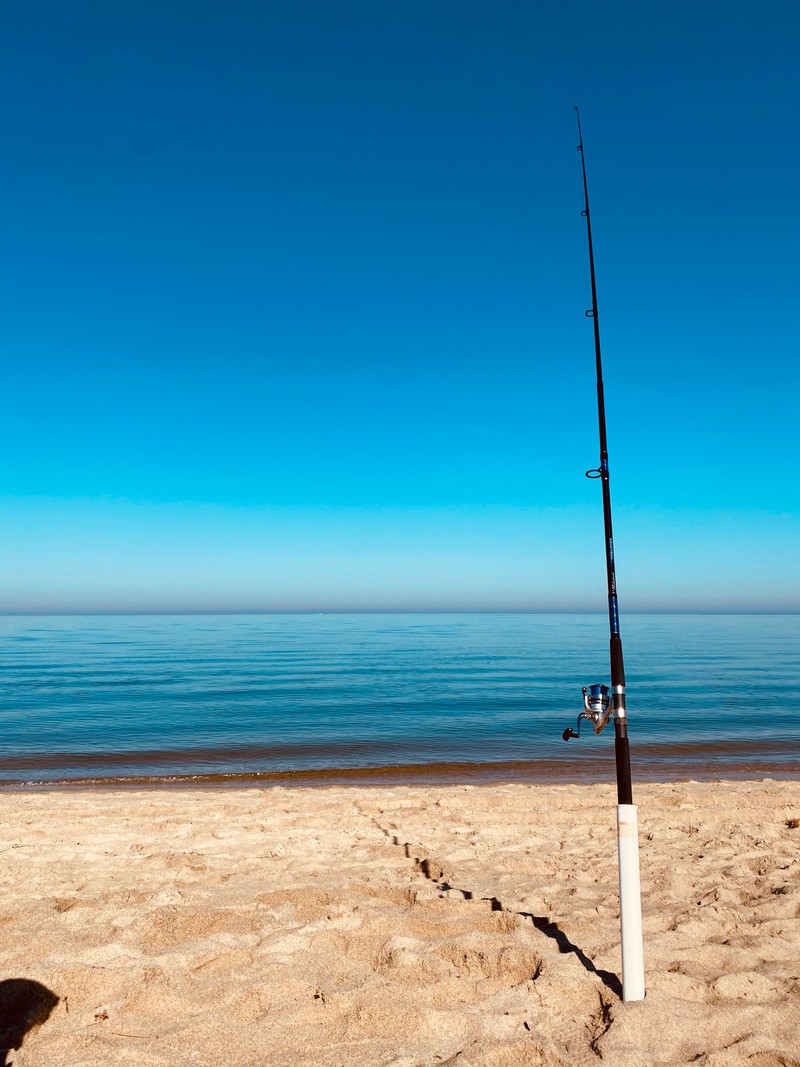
[562,683,614,740]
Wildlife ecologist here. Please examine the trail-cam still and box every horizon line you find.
[0,609,798,617]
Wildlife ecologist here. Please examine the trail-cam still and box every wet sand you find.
[1,779,799,1066]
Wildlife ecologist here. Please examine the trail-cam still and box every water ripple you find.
[1,613,798,784]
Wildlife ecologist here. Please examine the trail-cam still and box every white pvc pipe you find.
[617,803,645,1001]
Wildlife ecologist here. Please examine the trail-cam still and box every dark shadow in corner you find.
[376,821,623,999]
[0,979,60,1067]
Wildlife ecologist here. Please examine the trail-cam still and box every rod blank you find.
[574,107,645,1002]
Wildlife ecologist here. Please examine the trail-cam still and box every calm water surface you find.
[1,613,798,785]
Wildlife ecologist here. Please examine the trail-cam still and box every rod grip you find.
[610,634,625,687]
[614,729,633,806]
[617,804,645,1001]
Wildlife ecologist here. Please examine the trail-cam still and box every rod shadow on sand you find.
[376,821,623,999]
[0,979,60,1067]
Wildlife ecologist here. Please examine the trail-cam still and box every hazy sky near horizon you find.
[2,0,798,613]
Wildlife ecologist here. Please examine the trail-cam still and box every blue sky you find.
[1,0,798,612]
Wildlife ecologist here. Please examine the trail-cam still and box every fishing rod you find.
[561,107,645,1002]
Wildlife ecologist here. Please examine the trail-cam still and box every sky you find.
[1,0,798,613]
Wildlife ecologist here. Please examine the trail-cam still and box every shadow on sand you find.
[377,821,623,999]
[0,979,60,1067]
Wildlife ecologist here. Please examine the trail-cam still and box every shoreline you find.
[4,753,800,791]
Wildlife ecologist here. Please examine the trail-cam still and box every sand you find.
[1,779,799,1067]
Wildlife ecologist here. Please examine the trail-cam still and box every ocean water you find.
[1,613,798,786]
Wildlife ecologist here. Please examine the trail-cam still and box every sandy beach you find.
[1,779,799,1066]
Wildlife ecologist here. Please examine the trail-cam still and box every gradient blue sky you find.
[2,0,798,612]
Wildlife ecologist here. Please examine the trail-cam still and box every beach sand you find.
[1,779,799,1066]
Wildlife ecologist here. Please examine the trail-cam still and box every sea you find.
[1,613,798,788]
